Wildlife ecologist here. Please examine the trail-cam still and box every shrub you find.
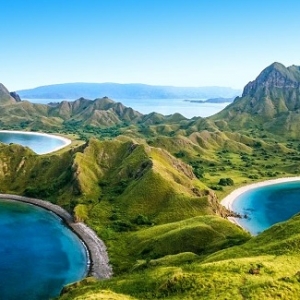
[133,214,152,226]
[218,178,234,186]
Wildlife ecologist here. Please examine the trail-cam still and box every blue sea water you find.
[0,200,88,300]
[231,181,300,235]
[0,131,68,154]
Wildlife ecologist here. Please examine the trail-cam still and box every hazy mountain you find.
[186,97,235,103]
[17,82,241,100]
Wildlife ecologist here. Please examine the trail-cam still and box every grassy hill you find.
[1,62,300,299]
[209,62,300,139]
[59,214,300,299]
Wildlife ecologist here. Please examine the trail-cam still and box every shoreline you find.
[0,130,72,154]
[0,194,112,279]
[221,176,300,231]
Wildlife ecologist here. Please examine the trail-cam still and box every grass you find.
[2,96,300,299]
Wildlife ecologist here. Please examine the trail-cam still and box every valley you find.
[1,62,300,299]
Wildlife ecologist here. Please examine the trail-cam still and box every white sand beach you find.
[0,130,71,154]
[221,177,300,230]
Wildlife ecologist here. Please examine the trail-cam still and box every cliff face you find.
[210,62,300,137]
[242,62,300,97]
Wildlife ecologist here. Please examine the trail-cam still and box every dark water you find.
[232,181,300,235]
[0,200,88,299]
[0,131,68,154]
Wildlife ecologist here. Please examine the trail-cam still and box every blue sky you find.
[1,0,300,91]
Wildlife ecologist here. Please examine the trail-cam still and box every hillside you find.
[0,83,19,105]
[0,94,143,130]
[17,82,241,100]
[209,62,300,138]
[2,63,300,299]
[59,213,300,300]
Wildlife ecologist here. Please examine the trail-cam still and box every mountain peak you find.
[242,62,300,97]
[0,83,19,105]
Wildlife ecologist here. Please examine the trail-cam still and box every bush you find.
[218,178,234,186]
[133,214,152,225]
[209,185,223,191]
[74,204,88,222]
[111,220,135,232]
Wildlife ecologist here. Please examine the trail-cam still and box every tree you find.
[218,177,234,186]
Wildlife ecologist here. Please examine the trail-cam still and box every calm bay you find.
[0,199,88,299]
[0,131,70,155]
[231,180,300,235]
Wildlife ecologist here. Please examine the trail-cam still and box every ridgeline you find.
[2,62,300,299]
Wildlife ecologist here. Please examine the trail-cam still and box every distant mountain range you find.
[185,97,235,104]
[17,83,241,100]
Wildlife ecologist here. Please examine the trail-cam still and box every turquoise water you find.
[0,131,68,154]
[231,181,300,235]
[0,200,88,300]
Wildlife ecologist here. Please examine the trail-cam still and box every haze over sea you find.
[27,98,231,119]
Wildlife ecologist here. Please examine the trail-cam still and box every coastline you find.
[221,177,300,231]
[0,194,112,279]
[0,130,72,154]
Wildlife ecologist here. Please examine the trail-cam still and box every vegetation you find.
[1,63,300,299]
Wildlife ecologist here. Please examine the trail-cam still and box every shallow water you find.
[231,181,300,235]
[0,200,88,299]
[0,131,68,154]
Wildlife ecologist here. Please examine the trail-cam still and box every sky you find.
[1,0,300,91]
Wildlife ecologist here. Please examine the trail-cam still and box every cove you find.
[224,179,300,235]
[0,130,71,154]
[0,199,88,300]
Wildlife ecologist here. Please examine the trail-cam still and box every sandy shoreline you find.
[0,130,72,154]
[221,177,300,231]
[0,194,112,279]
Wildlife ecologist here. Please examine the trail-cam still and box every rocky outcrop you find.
[242,62,300,97]
[9,91,22,102]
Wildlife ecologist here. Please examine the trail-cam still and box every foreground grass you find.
[60,215,300,299]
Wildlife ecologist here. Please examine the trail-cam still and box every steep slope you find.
[0,138,248,275]
[0,83,18,105]
[210,62,300,138]
[59,213,300,300]
[71,138,249,272]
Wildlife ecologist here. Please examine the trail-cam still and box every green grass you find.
[3,94,300,299]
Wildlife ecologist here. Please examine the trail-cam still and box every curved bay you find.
[0,199,88,299]
[232,181,300,235]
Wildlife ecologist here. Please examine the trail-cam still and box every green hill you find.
[59,214,300,300]
[209,62,300,138]
[1,62,300,299]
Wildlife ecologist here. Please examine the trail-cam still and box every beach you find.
[0,194,112,279]
[0,130,72,154]
[221,177,300,231]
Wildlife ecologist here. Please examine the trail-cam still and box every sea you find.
[0,199,88,299]
[231,181,300,235]
[0,131,70,154]
[26,98,232,119]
